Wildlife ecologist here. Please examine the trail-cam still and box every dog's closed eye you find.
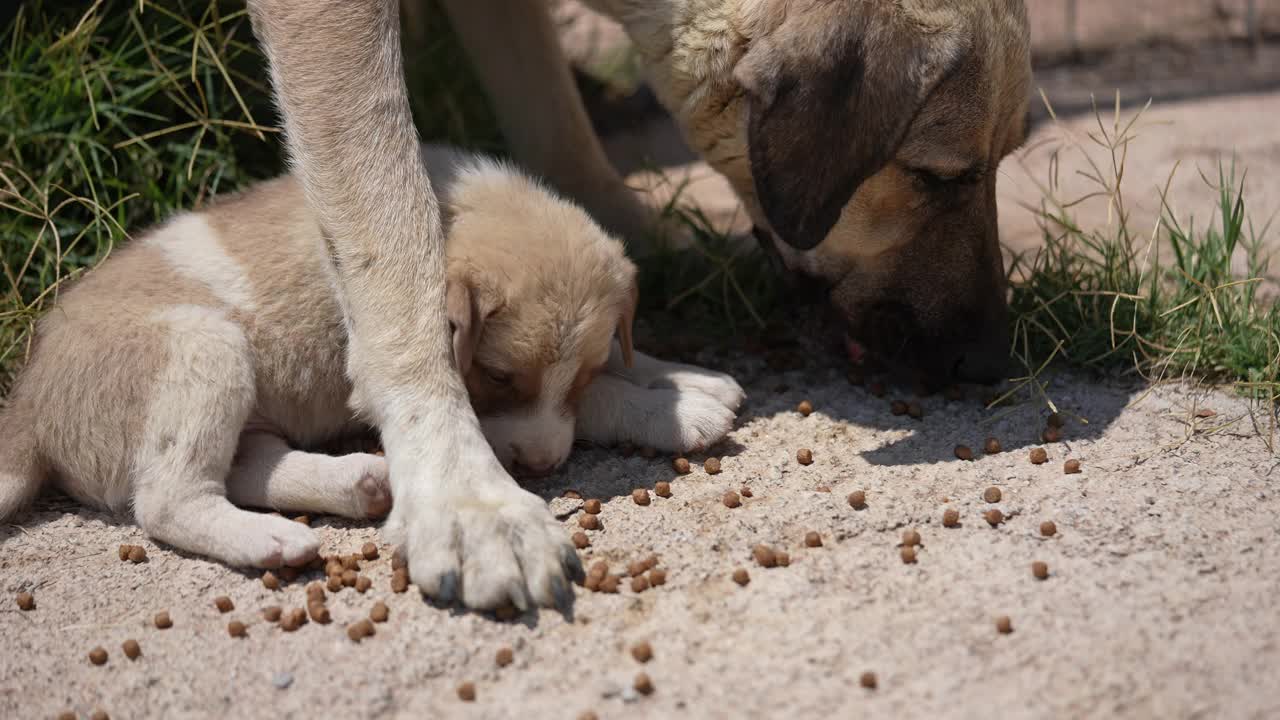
[905,163,986,189]
[479,365,513,387]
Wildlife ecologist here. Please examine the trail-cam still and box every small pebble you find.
[654,481,672,498]
[983,486,1002,503]
[263,606,283,623]
[752,544,777,568]
[704,457,722,474]
[262,571,280,590]
[796,448,813,465]
[1040,521,1057,537]
[732,568,750,586]
[361,542,379,560]
[572,531,590,549]
[797,400,813,416]
[985,509,1004,527]
[631,641,653,663]
[942,508,960,528]
[1032,561,1049,580]
[632,488,651,506]
[154,611,172,629]
[122,639,141,660]
[89,647,108,666]
[634,673,654,695]
[722,491,741,508]
[984,437,1002,454]
[848,490,867,509]
[648,568,667,586]
[127,546,147,563]
[673,457,691,474]
[996,615,1013,634]
[1063,459,1081,474]
[860,672,878,689]
[227,620,247,638]
[214,596,234,613]
[370,601,390,623]
[900,546,917,564]
[804,531,822,548]
[954,445,973,461]
[272,672,294,689]
[902,529,921,547]
[457,682,476,702]
[496,646,514,667]
[15,592,34,611]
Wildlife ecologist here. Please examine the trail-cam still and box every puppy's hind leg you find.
[131,306,319,568]
[226,432,391,519]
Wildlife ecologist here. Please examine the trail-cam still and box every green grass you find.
[2,3,1276,445]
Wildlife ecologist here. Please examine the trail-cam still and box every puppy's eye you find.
[481,366,512,387]
[907,164,984,190]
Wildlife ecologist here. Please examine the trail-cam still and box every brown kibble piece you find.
[370,601,390,623]
[1063,459,1081,474]
[860,671,878,689]
[1042,426,1062,443]
[732,568,750,586]
[307,602,331,624]
[942,508,960,528]
[495,646,514,668]
[118,544,132,561]
[341,555,359,571]
[456,681,477,702]
[797,400,813,416]
[58,712,76,720]
[572,531,590,549]
[1032,561,1049,580]
[1030,447,1048,465]
[869,381,886,398]
[1040,520,1057,537]
[654,481,672,498]
[263,606,282,622]
[722,491,741,508]
[122,639,141,660]
[631,641,653,663]
[796,448,813,465]
[598,575,620,594]
[902,529,921,547]
[752,544,776,568]
[214,596,234,613]
[127,545,147,563]
[262,571,280,590]
[890,400,908,416]
[996,615,1013,634]
[673,457,691,474]
[983,486,1002,503]
[984,437,1002,454]
[293,515,310,526]
[583,499,601,514]
[15,592,34,611]
[342,569,358,587]
[804,531,822,548]
[632,488,651,506]
[634,673,654,695]
[848,490,867,509]
[227,620,247,638]
[648,568,667,586]
[907,402,923,420]
[985,509,1004,527]
[90,712,109,720]
[306,582,326,604]
[89,647,108,665]
[356,575,372,593]
[1047,412,1065,428]
[704,457,722,474]
[954,445,973,461]
[327,575,344,593]
[630,576,650,593]
[627,560,647,577]
[391,569,409,594]
[391,547,408,571]
[154,611,172,629]
[578,513,601,531]
[361,542,379,561]
[900,546,917,564]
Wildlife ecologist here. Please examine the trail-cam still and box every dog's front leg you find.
[247,0,580,611]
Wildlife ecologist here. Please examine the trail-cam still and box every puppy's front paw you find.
[660,388,738,453]
[648,366,746,412]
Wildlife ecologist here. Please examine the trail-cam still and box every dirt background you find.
[4,3,1280,719]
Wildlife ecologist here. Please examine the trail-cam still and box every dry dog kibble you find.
[860,671,878,689]
[740,486,754,498]
[1029,447,1048,465]
[752,544,777,568]
[583,499,602,515]
[722,491,741,508]
[848,490,867,509]
[572,531,590,549]
[495,646,514,668]
[341,569,358,587]
[631,641,653,663]
[1047,412,1065,428]
[634,673,654,695]
[262,571,280,590]
[361,542,379,561]
[214,596,234,613]
[797,400,814,416]
[58,712,76,720]
[654,481,672,498]
[673,457,691,474]
[1040,520,1057,537]
[1063,459,1082,474]
[632,488,651,506]
[954,445,974,461]
[796,448,813,465]
[307,602,331,624]
[890,400,908,416]
[943,508,960,528]
[578,513,601,530]
[370,601,390,623]
[391,568,410,593]
[1032,561,1049,580]
[1042,426,1063,443]
[15,592,34,611]
[342,555,360,571]
[900,546,917,564]
[263,606,283,623]
[391,547,408,571]
[122,639,141,660]
[454,681,477,702]
[578,712,599,720]
[902,529,921,547]
[732,568,750,586]
[127,545,147,563]
[306,582,326,604]
[983,486,1002,503]
[89,647,108,666]
[356,575,373,593]
[648,568,667,587]
[984,437,1002,454]
[598,575,621,594]
[985,509,1004,527]
[627,560,647,578]
[804,531,823,548]
[631,576,650,593]
[154,611,172,629]
[996,615,1013,634]
[118,544,132,561]
[704,457,722,474]
[90,711,109,720]
[227,620,247,638]
[907,402,924,420]
[327,575,344,593]
[293,515,310,526]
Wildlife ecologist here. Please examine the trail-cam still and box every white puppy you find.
[0,146,743,574]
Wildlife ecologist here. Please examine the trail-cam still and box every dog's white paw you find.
[653,388,738,453]
[350,455,392,518]
[217,513,321,569]
[647,366,746,412]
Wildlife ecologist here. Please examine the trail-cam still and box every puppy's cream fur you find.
[0,147,743,572]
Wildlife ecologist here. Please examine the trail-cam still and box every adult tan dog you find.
[240,0,1031,612]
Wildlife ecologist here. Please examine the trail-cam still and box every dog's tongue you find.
[844,335,867,365]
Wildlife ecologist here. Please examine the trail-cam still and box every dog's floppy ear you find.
[736,4,962,249]
[615,280,637,368]
[446,265,503,376]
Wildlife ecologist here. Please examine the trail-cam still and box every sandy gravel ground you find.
[3,329,1277,719]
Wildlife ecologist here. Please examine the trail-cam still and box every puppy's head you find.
[444,159,637,477]
[673,0,1030,382]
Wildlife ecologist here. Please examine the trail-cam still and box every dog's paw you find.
[648,365,746,412]
[351,455,392,518]
[652,388,738,453]
[217,513,321,569]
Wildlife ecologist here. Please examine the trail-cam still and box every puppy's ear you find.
[615,280,638,369]
[736,5,962,249]
[445,266,503,376]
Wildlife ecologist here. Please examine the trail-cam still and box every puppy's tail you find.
[0,401,45,522]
